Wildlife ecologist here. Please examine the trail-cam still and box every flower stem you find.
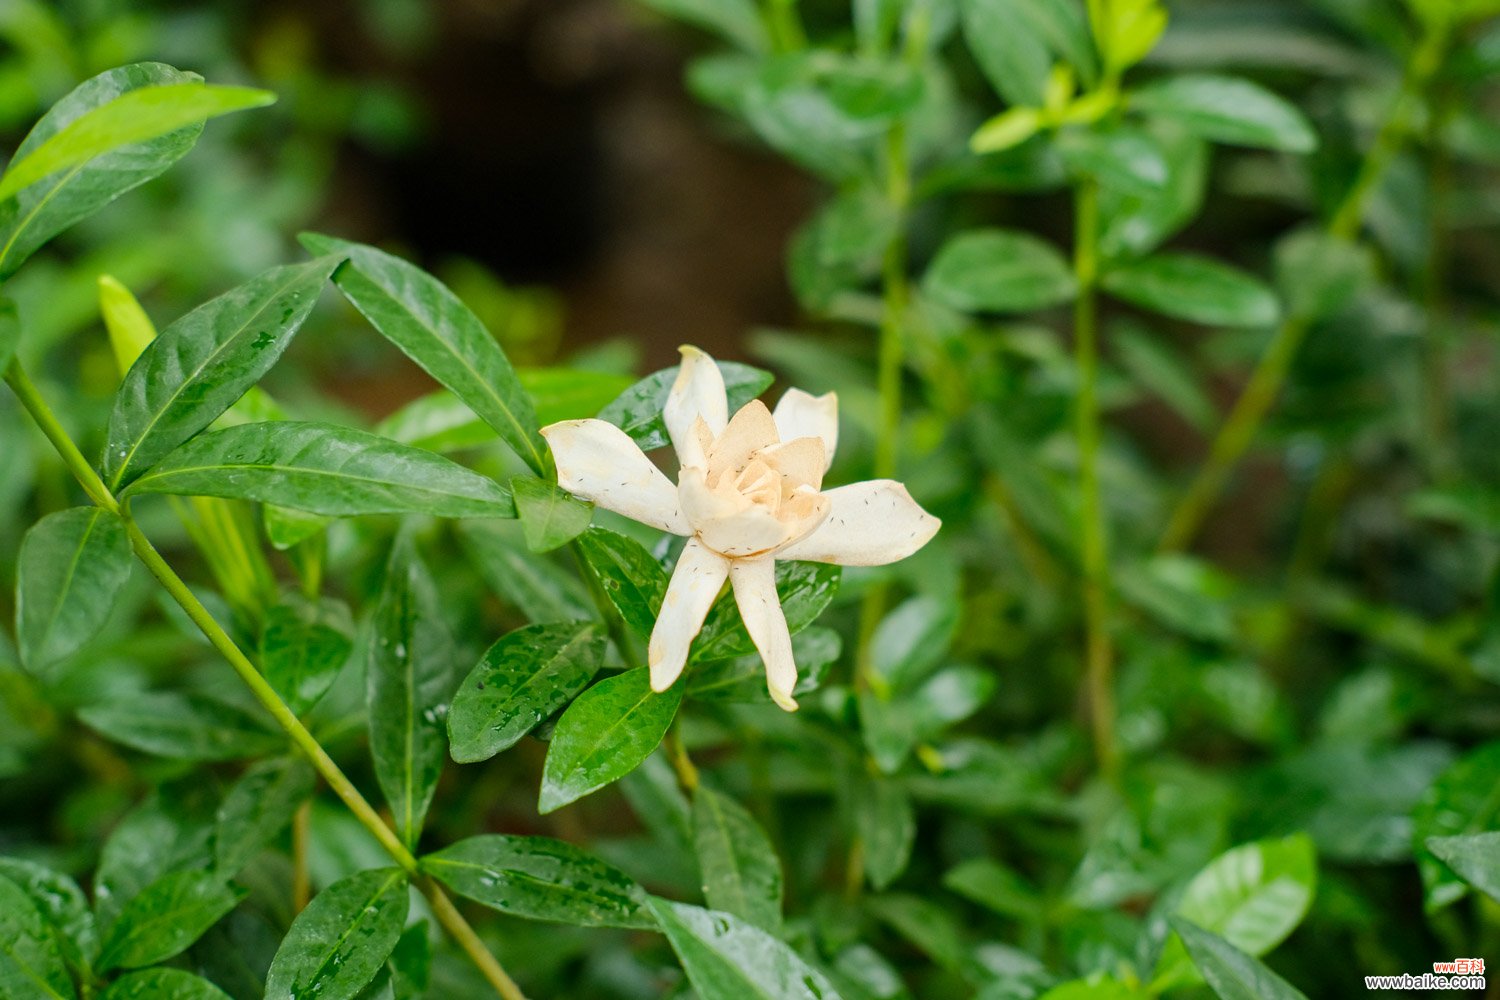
[1157,20,1450,553]
[292,799,312,913]
[3,359,526,1000]
[664,723,700,795]
[1072,179,1119,784]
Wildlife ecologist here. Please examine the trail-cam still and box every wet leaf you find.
[96,870,243,971]
[0,873,74,1000]
[693,562,841,662]
[575,527,668,639]
[692,786,784,933]
[513,475,593,553]
[599,362,774,452]
[264,867,409,1000]
[15,507,131,673]
[1171,918,1311,1000]
[100,969,234,999]
[79,691,281,761]
[214,757,316,876]
[540,668,683,813]
[648,898,843,1000]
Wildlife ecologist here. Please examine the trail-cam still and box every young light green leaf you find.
[513,475,594,552]
[0,64,205,280]
[692,562,841,662]
[575,527,668,639]
[1171,918,1311,1000]
[298,233,547,474]
[213,757,316,876]
[0,83,273,202]
[370,537,455,848]
[103,256,342,488]
[78,691,281,761]
[692,786,784,933]
[1426,831,1500,902]
[1129,74,1316,153]
[98,275,157,376]
[1101,253,1280,327]
[15,507,132,673]
[100,969,234,1000]
[421,834,654,928]
[121,421,516,518]
[448,621,606,763]
[540,668,684,813]
[0,873,75,1000]
[264,868,409,1000]
[648,898,843,1000]
[0,859,96,977]
[599,361,774,451]
[96,870,244,971]
[259,597,353,715]
[922,229,1076,314]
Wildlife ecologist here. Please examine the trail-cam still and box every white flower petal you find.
[729,557,798,711]
[541,419,689,535]
[665,346,728,469]
[773,389,838,471]
[707,399,779,482]
[758,436,826,492]
[649,538,729,692]
[775,480,940,566]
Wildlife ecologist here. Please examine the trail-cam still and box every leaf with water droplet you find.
[96,870,244,971]
[574,527,668,640]
[264,867,408,1000]
[213,756,315,877]
[0,872,75,1000]
[99,968,234,999]
[648,898,843,1000]
[692,786,784,934]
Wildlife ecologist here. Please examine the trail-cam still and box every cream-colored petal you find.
[541,419,689,535]
[665,346,728,469]
[708,399,779,482]
[648,538,729,692]
[679,465,748,526]
[697,508,790,558]
[729,557,798,711]
[772,389,838,471]
[759,436,826,492]
[775,480,940,566]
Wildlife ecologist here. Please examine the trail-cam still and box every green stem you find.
[1157,21,1450,553]
[664,723,700,795]
[1072,179,1118,783]
[3,360,526,1000]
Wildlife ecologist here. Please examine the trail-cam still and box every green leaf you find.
[637,0,769,52]
[96,870,243,971]
[861,666,995,773]
[922,229,1076,314]
[960,0,1050,107]
[868,595,958,690]
[575,527,668,639]
[100,969,233,1000]
[264,868,409,1000]
[369,537,455,849]
[521,368,637,425]
[1112,323,1216,431]
[0,83,273,202]
[599,361,774,452]
[1099,125,1208,259]
[1037,976,1136,999]
[0,298,18,373]
[422,835,654,929]
[213,757,316,876]
[692,562,841,662]
[103,257,342,488]
[0,860,96,977]
[853,775,916,891]
[1273,228,1376,321]
[1057,126,1169,195]
[459,521,591,622]
[942,858,1046,921]
[121,421,516,519]
[0,873,74,1000]
[259,597,353,714]
[0,64,206,280]
[692,786,784,933]
[1152,834,1316,991]
[648,898,843,1000]
[688,627,841,703]
[299,233,546,474]
[1171,918,1311,1000]
[79,691,280,761]
[1426,831,1500,902]
[376,373,633,451]
[1130,74,1316,153]
[388,922,430,999]
[540,668,684,813]
[1412,741,1500,909]
[15,507,131,672]
[1101,253,1280,327]
[513,475,593,552]
[98,275,158,376]
[448,621,606,764]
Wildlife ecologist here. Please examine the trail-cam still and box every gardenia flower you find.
[541,346,941,710]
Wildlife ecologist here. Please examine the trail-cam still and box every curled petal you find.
[649,538,729,692]
[541,419,689,535]
[775,480,940,566]
[729,557,798,711]
[665,346,728,469]
[759,436,826,493]
[773,389,838,471]
[707,399,779,483]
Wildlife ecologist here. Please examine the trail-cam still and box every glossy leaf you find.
[15,507,132,672]
[688,626,841,703]
[0,64,205,280]
[1130,74,1316,153]
[0,860,96,977]
[103,257,340,487]
[1426,831,1500,902]
[599,361,775,451]
[99,274,157,376]
[388,922,431,999]
[692,562,841,662]
[0,83,273,201]
[422,834,654,928]
[448,621,606,763]
[1171,919,1311,1000]
[122,421,516,518]
[869,594,958,690]
[1101,253,1280,327]
[369,537,455,848]
[264,867,409,1000]
[213,757,315,876]
[101,969,234,1000]
[922,229,1076,314]
[1412,741,1500,909]
[259,597,353,714]
[78,691,281,761]
[299,233,547,474]
[648,898,843,1000]
[540,668,684,813]
[0,873,74,1000]
[96,870,243,971]
[692,786,784,933]
[575,527,668,639]
[513,475,593,552]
